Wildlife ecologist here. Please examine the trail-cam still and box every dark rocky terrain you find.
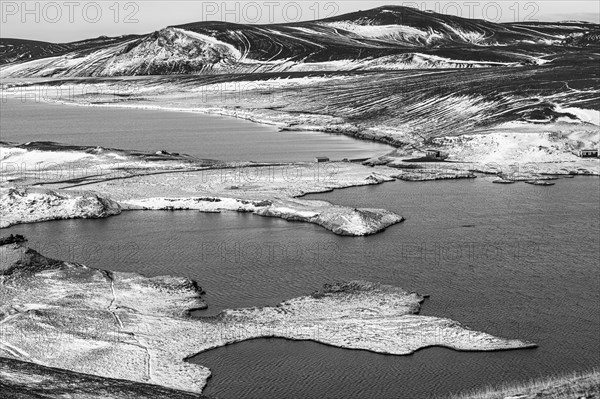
[0,357,207,399]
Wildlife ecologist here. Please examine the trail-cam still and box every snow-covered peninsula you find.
[0,239,536,394]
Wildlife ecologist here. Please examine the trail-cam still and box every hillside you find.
[0,35,138,65]
[1,5,598,77]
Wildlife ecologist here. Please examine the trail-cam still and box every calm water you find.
[8,177,600,399]
[0,101,393,162]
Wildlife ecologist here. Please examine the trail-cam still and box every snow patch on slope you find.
[554,105,600,126]
[441,23,489,44]
[175,28,243,59]
[322,21,427,38]
[319,21,445,45]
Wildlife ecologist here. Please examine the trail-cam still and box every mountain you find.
[0,35,138,65]
[1,5,598,77]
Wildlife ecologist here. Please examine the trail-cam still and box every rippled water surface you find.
[10,177,600,399]
[0,101,392,162]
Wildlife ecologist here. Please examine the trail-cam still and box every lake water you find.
[0,100,393,162]
[8,177,600,399]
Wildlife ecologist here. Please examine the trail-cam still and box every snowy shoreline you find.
[0,239,537,394]
[2,73,598,172]
[0,142,406,235]
[1,133,598,234]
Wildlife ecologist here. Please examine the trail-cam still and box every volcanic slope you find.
[1,6,599,77]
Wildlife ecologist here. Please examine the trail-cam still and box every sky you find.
[1,0,599,43]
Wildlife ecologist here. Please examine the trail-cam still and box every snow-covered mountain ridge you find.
[1,5,598,77]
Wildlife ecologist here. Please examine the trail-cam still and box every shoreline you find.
[3,70,599,148]
[1,137,597,234]
[0,239,538,395]
[187,335,538,363]
[0,146,406,235]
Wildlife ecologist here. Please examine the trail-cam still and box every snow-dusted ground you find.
[0,187,121,228]
[415,123,600,176]
[0,242,536,394]
[3,70,596,165]
[0,143,403,235]
[123,196,402,236]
